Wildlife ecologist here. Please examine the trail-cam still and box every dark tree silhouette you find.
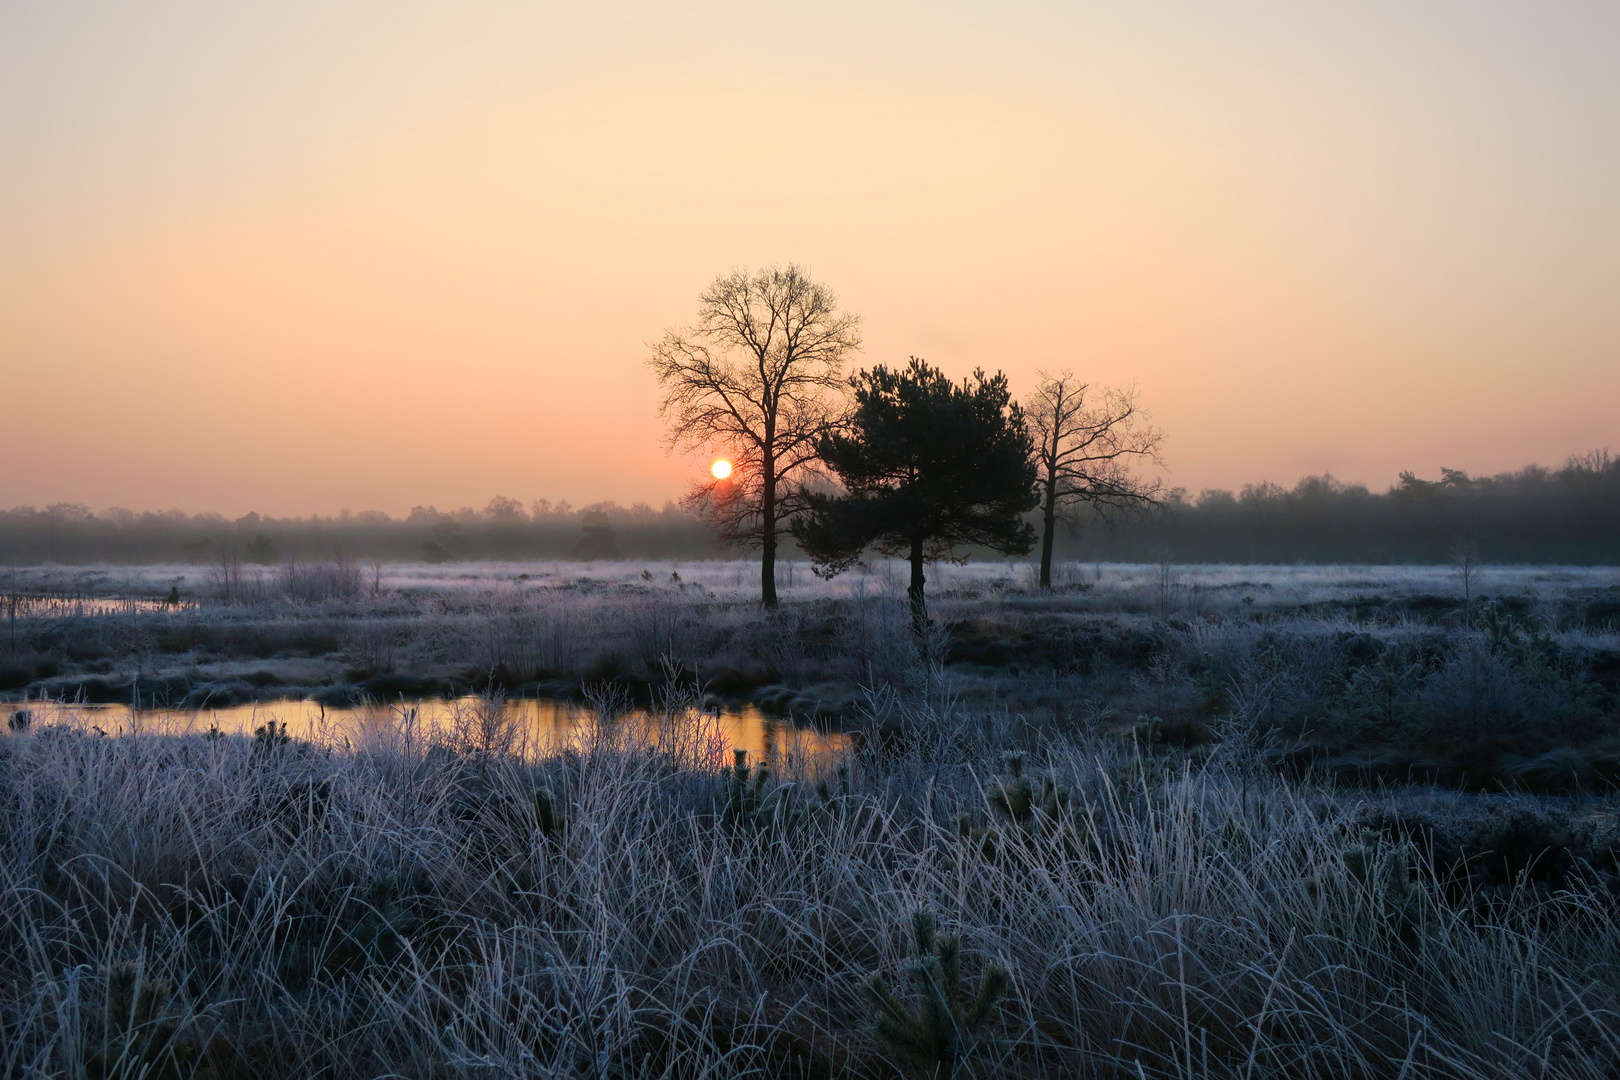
[571,510,620,560]
[244,533,281,566]
[794,359,1038,635]
[1026,371,1164,588]
[648,265,861,608]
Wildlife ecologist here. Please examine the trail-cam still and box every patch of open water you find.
[7,696,848,764]
[5,596,195,617]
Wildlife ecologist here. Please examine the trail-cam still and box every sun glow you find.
[710,459,733,480]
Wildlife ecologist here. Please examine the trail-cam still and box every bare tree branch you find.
[647,264,860,607]
[1027,370,1165,588]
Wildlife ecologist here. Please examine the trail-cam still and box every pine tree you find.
[795,359,1037,636]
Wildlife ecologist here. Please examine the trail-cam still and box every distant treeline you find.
[1061,451,1620,565]
[0,498,726,566]
[2,452,1617,566]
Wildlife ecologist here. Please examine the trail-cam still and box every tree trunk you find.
[760,465,779,609]
[1039,479,1057,590]
[761,529,778,608]
[908,536,927,639]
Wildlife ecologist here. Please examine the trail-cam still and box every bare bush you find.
[448,690,524,756]
[278,557,364,603]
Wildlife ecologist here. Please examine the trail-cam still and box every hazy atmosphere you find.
[5,1,1617,515]
[6,6,1620,1080]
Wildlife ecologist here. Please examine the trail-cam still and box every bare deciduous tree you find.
[1027,371,1165,589]
[648,265,861,607]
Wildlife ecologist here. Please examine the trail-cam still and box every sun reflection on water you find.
[11,696,848,766]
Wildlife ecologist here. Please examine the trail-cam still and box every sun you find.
[710,459,733,480]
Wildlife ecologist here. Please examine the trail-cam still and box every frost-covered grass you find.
[4,563,1619,1075]
[12,558,1620,608]
[3,687,1618,1079]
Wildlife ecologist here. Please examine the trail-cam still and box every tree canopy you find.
[647,264,860,607]
[1026,372,1164,588]
[794,358,1038,633]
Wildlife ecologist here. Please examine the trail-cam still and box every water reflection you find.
[5,596,193,617]
[11,697,848,765]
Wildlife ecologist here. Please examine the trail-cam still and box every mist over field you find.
[6,2,1620,1077]
[4,450,1617,567]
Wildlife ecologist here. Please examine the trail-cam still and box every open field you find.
[11,557,1620,607]
[5,560,1619,790]
[3,561,1620,1077]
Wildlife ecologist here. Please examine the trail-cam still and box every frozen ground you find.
[4,562,1620,1077]
[11,557,1620,609]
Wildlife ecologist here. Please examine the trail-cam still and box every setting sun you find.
[710,459,733,481]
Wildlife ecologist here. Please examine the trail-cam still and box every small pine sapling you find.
[815,761,854,810]
[725,748,769,820]
[334,871,422,969]
[752,779,807,834]
[988,751,1069,829]
[1343,833,1425,949]
[725,748,809,834]
[959,753,1086,864]
[532,788,569,842]
[1128,715,1163,747]
[85,965,212,1080]
[864,909,1008,1078]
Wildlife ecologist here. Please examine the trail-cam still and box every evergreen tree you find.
[864,909,1008,1078]
[244,532,281,565]
[794,359,1037,635]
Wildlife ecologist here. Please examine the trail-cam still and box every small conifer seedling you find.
[85,965,210,1080]
[864,908,1008,1078]
[988,750,1069,828]
[251,720,292,755]
[1344,832,1425,948]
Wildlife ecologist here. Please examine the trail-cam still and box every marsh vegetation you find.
[6,560,1619,790]
[2,560,1619,1076]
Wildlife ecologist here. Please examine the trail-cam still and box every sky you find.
[3,1,1616,517]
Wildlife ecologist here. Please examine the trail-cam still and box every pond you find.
[6,696,849,765]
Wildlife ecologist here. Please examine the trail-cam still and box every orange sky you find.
[3,1,1616,517]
